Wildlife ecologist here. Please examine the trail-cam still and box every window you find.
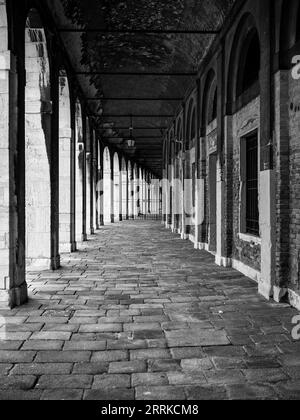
[297,5,300,42]
[237,31,260,97]
[211,88,217,123]
[245,134,259,236]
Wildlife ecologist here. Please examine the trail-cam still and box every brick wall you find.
[288,73,300,293]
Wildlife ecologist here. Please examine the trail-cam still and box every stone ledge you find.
[232,259,261,284]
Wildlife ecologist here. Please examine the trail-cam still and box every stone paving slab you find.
[0,220,299,400]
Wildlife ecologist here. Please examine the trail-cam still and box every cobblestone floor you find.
[0,220,300,400]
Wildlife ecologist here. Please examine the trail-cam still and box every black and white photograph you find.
[0,0,300,404]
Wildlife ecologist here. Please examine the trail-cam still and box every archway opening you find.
[25,9,52,269]
[103,147,112,224]
[113,153,120,222]
[133,164,139,218]
[128,161,134,219]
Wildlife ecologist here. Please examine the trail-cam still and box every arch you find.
[227,13,260,110]
[280,0,299,53]
[25,9,52,269]
[176,117,183,155]
[121,157,128,219]
[208,87,217,124]
[201,69,216,131]
[186,99,194,148]
[103,147,112,224]
[236,29,260,98]
[113,152,121,222]
[58,69,73,253]
[75,99,84,242]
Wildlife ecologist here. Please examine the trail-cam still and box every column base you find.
[82,233,88,242]
[196,242,209,251]
[215,255,232,268]
[0,282,28,309]
[258,281,273,300]
[273,286,288,303]
[51,255,61,270]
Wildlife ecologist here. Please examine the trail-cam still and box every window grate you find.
[246,134,259,236]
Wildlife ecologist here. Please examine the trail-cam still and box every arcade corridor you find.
[0,220,299,400]
[1,0,300,401]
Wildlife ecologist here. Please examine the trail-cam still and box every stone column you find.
[258,0,276,300]
[98,142,104,226]
[181,103,187,239]
[82,132,87,241]
[194,79,201,248]
[0,49,27,308]
[50,66,60,270]
[86,151,92,234]
[110,153,114,223]
[95,136,100,230]
[215,44,230,267]
[75,141,85,242]
[59,124,73,253]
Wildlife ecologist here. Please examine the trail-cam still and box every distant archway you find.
[25,9,52,269]
[121,158,128,220]
[133,164,139,218]
[113,153,121,222]
[128,161,134,219]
